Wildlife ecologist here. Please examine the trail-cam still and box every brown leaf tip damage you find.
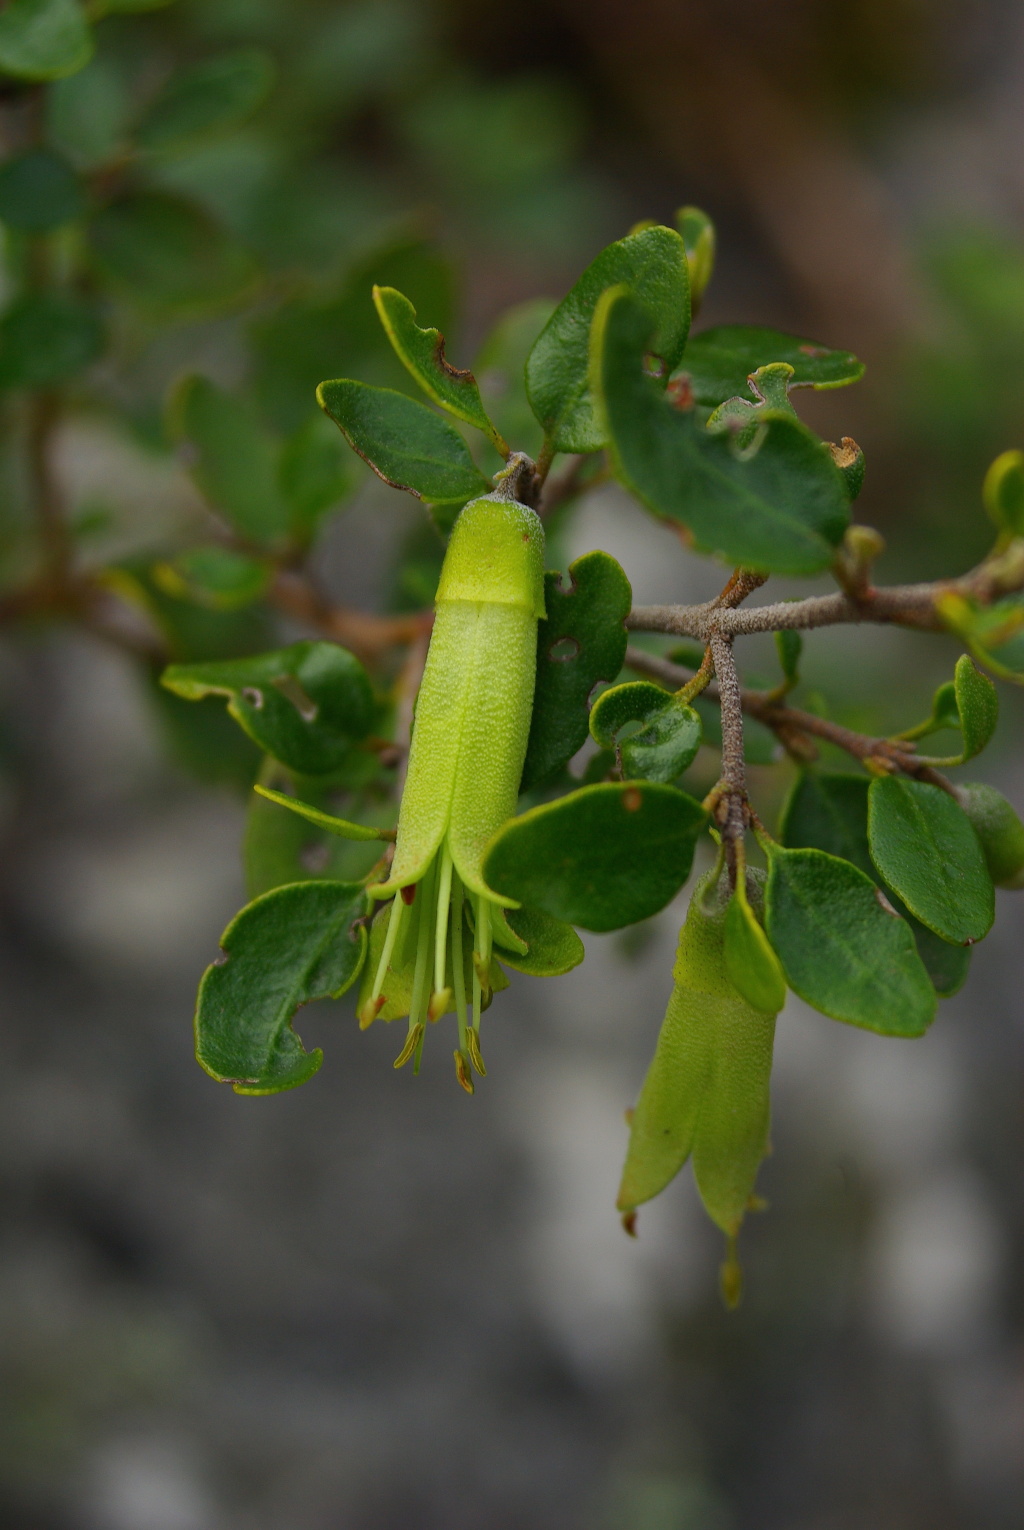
[432,334,475,382]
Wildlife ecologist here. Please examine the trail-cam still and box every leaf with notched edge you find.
[161,641,376,776]
[676,324,864,408]
[593,290,849,575]
[590,680,701,783]
[373,285,505,451]
[318,378,489,505]
[196,880,368,1094]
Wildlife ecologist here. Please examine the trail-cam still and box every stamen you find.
[472,895,491,1035]
[466,1027,487,1077]
[454,1050,475,1094]
[370,892,407,1007]
[434,844,453,996]
[450,871,467,1053]
[407,858,436,1032]
[393,1024,424,1069]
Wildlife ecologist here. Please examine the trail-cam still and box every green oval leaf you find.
[954,653,998,762]
[868,776,994,944]
[0,148,85,229]
[0,0,92,82]
[764,844,936,1036]
[594,289,849,574]
[526,224,690,453]
[317,377,488,504]
[372,284,503,449]
[168,375,289,546]
[723,887,787,1013]
[195,880,368,1094]
[618,869,775,1236]
[484,781,707,932]
[136,47,275,153]
[590,680,701,783]
[780,770,971,995]
[161,641,376,776]
[89,191,255,313]
[957,781,1024,889]
[521,550,631,791]
[677,324,864,407]
[0,291,103,388]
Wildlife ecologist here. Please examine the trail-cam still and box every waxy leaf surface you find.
[521,551,631,791]
[484,780,707,932]
[526,224,690,453]
[764,844,936,1035]
[677,324,864,407]
[868,776,993,945]
[196,880,368,1093]
[318,378,488,504]
[595,291,849,574]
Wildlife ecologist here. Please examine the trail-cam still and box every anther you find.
[428,987,452,1023]
[359,994,386,1030]
[401,883,417,905]
[394,1024,424,1069]
[621,1210,638,1238]
[453,1050,475,1094]
[466,1028,487,1076]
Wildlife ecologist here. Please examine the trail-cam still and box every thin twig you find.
[624,644,957,794]
[627,539,1024,640]
[707,632,748,867]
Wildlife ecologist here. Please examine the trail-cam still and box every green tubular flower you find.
[358,464,545,1091]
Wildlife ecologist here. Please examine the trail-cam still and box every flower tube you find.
[358,463,545,1091]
